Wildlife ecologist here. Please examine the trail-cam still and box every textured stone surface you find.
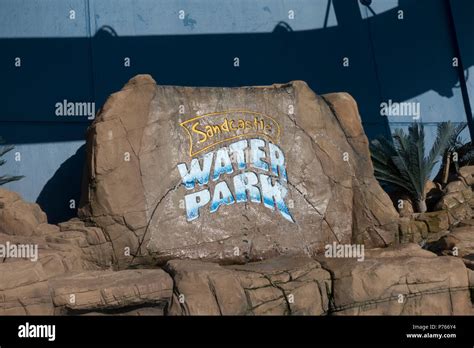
[0,187,472,316]
[166,255,331,315]
[459,166,474,186]
[415,210,450,234]
[0,261,54,315]
[427,224,474,270]
[398,218,429,244]
[50,269,173,314]
[79,75,399,268]
[0,188,47,236]
[316,244,473,315]
[435,190,471,210]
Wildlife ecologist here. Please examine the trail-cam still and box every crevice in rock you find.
[131,182,181,266]
[317,263,336,315]
[207,277,223,315]
[161,264,188,316]
[263,275,292,315]
[288,180,340,244]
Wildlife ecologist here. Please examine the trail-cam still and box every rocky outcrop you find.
[317,244,473,315]
[1,176,473,316]
[166,256,331,315]
[459,166,474,187]
[0,261,55,315]
[79,75,399,268]
[427,222,474,270]
[1,76,473,316]
[0,189,47,236]
[50,269,173,315]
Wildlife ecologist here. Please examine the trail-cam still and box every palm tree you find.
[370,122,458,213]
[434,122,468,183]
[0,137,24,185]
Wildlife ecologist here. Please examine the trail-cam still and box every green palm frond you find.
[370,121,459,210]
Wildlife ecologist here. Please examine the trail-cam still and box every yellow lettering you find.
[206,125,214,138]
[212,125,221,135]
[192,122,208,143]
[221,119,230,132]
[182,111,280,157]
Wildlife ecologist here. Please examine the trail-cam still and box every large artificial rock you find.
[0,220,114,276]
[398,218,428,244]
[435,188,472,210]
[0,188,47,236]
[0,186,472,316]
[433,179,473,223]
[395,196,414,218]
[316,244,473,315]
[165,255,331,315]
[0,261,54,315]
[415,210,450,234]
[79,75,399,268]
[50,269,173,314]
[427,224,474,270]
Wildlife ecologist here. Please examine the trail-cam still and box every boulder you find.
[398,198,414,217]
[390,193,414,217]
[165,255,331,315]
[446,202,472,225]
[415,210,450,234]
[0,261,54,315]
[79,75,399,268]
[316,244,472,315]
[398,218,428,243]
[459,166,474,186]
[0,188,47,236]
[426,224,474,270]
[50,269,173,314]
[0,186,472,316]
[445,179,469,193]
[0,187,115,280]
[435,185,472,211]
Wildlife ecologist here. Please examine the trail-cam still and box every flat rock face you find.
[165,255,331,315]
[50,269,173,314]
[316,244,473,315]
[79,74,399,268]
[427,223,474,270]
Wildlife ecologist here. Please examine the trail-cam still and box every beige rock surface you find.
[79,75,399,268]
[0,188,47,236]
[50,269,173,314]
[427,223,474,270]
[166,255,331,315]
[0,187,472,316]
[316,244,472,315]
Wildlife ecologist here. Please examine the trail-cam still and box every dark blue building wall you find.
[0,0,473,223]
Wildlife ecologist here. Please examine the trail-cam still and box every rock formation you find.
[78,75,399,268]
[1,76,472,316]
